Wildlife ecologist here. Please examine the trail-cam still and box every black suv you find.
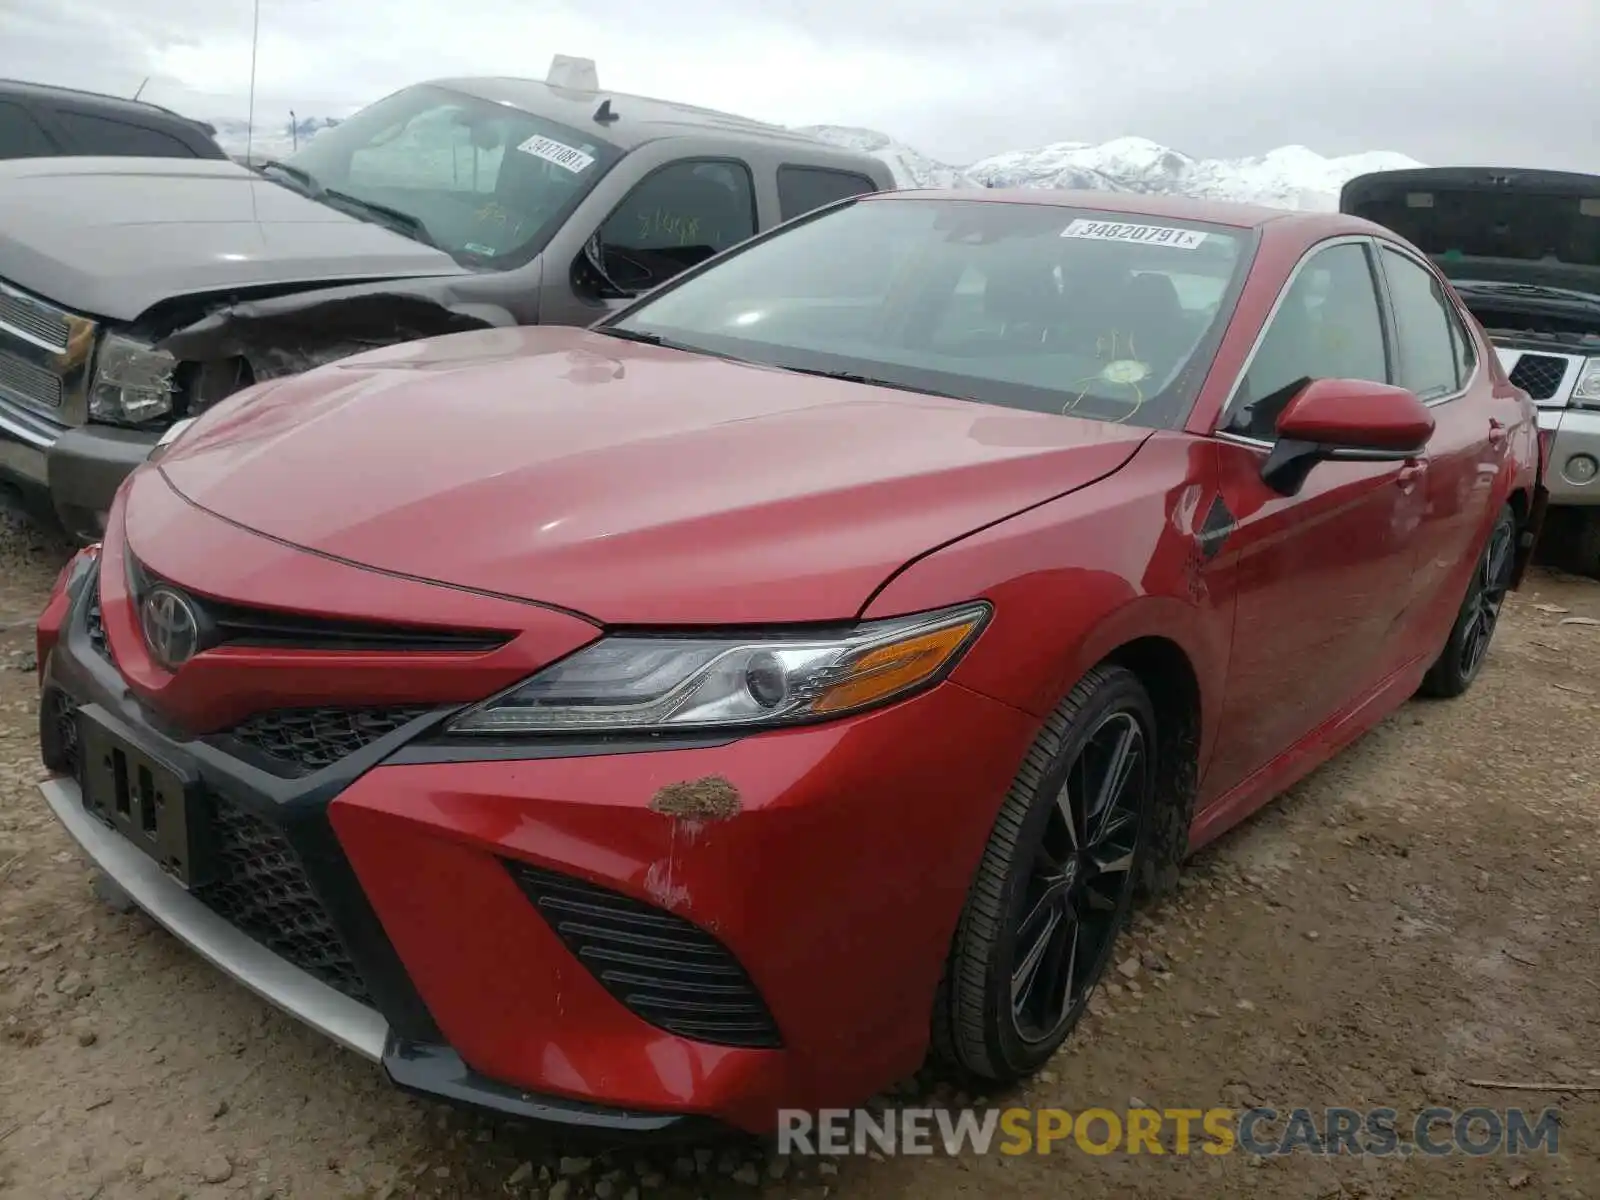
[0,78,227,161]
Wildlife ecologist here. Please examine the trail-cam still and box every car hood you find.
[1340,167,1600,298]
[0,156,468,322]
[152,326,1152,625]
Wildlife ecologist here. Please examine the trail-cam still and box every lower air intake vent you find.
[193,796,373,1006]
[220,706,433,776]
[507,862,782,1049]
[39,687,80,778]
[1508,354,1569,401]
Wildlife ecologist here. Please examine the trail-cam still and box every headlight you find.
[1573,358,1600,410]
[89,334,178,425]
[445,602,991,736]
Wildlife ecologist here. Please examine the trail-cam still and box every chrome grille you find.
[0,281,71,352]
[0,351,65,412]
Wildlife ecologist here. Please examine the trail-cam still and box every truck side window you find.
[595,160,756,293]
[776,166,879,221]
[0,101,60,159]
[52,110,197,157]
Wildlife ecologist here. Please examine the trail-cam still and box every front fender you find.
[860,434,1233,765]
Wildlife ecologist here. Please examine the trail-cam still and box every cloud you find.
[2,0,1595,169]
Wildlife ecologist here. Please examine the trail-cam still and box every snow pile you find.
[805,130,1425,211]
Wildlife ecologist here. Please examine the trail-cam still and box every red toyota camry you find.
[35,190,1543,1136]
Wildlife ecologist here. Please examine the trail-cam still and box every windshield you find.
[282,83,623,269]
[603,197,1254,428]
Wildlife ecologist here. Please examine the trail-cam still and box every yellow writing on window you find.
[636,209,703,247]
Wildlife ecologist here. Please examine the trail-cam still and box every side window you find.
[1448,305,1478,388]
[53,110,196,157]
[1380,248,1465,400]
[776,166,879,221]
[0,101,59,159]
[594,160,757,293]
[1225,242,1388,441]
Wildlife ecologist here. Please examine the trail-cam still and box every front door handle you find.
[1488,418,1508,446]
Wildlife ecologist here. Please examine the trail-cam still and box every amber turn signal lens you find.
[811,616,985,714]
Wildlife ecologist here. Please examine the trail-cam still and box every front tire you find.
[932,664,1154,1083]
[1418,504,1517,699]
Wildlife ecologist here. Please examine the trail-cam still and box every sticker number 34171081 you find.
[516,134,596,174]
[1061,218,1207,249]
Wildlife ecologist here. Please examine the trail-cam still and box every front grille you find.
[1509,354,1571,401]
[43,696,372,1004]
[509,862,782,1049]
[0,282,71,352]
[0,350,64,413]
[127,554,510,656]
[192,796,374,1005]
[221,706,434,776]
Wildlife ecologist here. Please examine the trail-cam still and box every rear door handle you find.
[1488,418,1508,446]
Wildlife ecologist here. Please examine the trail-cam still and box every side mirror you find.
[1261,379,1434,496]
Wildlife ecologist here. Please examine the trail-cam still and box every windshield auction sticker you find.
[516,134,596,173]
[1061,219,1207,249]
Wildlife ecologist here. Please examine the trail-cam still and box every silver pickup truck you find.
[1342,167,1600,577]
[0,59,895,541]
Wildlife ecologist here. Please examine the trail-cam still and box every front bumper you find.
[38,772,387,1059]
[0,418,158,540]
[37,548,1039,1133]
[1539,408,1600,506]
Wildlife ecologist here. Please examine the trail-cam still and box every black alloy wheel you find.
[1010,708,1145,1043]
[933,663,1155,1083]
[1419,504,1518,699]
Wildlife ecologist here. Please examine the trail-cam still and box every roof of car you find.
[0,77,212,131]
[425,76,866,154]
[870,188,1301,229]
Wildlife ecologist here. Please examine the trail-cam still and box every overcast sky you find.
[2,0,1595,169]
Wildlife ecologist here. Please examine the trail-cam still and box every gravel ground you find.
[1,513,1597,1200]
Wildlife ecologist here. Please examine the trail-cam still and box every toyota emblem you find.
[140,586,202,670]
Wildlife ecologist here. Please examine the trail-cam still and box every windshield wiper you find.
[772,363,969,402]
[317,188,437,248]
[253,161,437,248]
[595,327,663,346]
[255,159,318,193]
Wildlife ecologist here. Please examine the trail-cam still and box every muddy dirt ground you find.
[1,513,1597,1200]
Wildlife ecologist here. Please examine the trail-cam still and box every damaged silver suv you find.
[0,60,894,541]
[1343,167,1600,577]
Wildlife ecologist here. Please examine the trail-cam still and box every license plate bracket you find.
[76,706,209,888]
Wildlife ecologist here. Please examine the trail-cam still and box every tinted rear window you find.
[0,100,59,159]
[53,110,198,157]
[777,165,880,221]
